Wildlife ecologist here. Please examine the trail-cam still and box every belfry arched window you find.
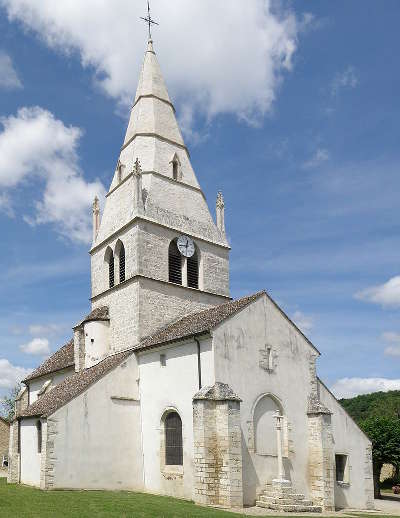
[119,243,125,283]
[115,240,125,284]
[165,412,183,465]
[105,247,114,288]
[169,240,182,285]
[187,249,199,289]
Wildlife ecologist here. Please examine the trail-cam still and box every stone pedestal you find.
[192,383,243,508]
[257,479,322,512]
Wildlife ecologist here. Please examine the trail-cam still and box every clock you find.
[177,235,195,258]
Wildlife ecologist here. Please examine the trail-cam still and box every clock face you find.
[177,235,195,258]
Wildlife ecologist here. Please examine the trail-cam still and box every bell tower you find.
[89,39,230,352]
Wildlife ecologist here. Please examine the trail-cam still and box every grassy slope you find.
[0,479,244,518]
[2,480,398,518]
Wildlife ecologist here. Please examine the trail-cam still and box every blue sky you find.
[0,0,399,399]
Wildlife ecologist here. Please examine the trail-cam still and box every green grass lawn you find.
[0,479,398,518]
[0,479,244,518]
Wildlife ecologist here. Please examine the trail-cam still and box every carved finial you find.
[216,191,225,209]
[133,158,144,211]
[133,157,142,176]
[92,196,100,242]
[216,191,225,234]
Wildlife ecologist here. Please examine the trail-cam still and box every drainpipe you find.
[194,337,202,390]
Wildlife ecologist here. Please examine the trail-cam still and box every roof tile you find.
[20,348,133,418]
[23,339,74,382]
[136,291,265,351]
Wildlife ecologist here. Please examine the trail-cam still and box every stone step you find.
[256,501,322,513]
[257,496,314,506]
[260,491,307,500]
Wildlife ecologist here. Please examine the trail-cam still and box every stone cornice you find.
[132,94,176,113]
[90,273,231,303]
[106,170,205,199]
[121,132,189,157]
[90,214,230,254]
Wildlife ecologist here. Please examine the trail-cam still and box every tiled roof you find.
[136,291,265,351]
[75,306,109,328]
[20,349,133,418]
[23,339,75,382]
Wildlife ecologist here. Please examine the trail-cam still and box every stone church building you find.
[8,38,374,511]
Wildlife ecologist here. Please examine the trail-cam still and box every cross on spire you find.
[140,0,159,41]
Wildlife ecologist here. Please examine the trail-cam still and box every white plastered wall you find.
[318,381,374,509]
[212,295,315,505]
[138,337,214,499]
[49,354,143,490]
[20,418,41,486]
[28,368,74,404]
[84,320,110,368]
[212,294,373,509]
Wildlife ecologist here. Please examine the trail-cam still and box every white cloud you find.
[0,106,105,243]
[381,332,400,357]
[331,66,358,97]
[20,337,50,356]
[0,192,14,217]
[0,0,300,130]
[355,276,400,308]
[302,148,330,169]
[292,310,314,333]
[28,324,62,336]
[0,50,22,89]
[0,358,31,388]
[384,346,400,357]
[331,377,400,399]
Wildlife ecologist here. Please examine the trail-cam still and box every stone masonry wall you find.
[7,420,19,483]
[43,417,57,489]
[193,398,243,507]
[39,420,47,489]
[0,419,10,457]
[364,445,374,509]
[307,413,335,511]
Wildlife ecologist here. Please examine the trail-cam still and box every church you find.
[8,37,374,512]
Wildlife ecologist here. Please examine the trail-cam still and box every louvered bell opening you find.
[165,412,183,465]
[119,246,125,283]
[169,246,182,285]
[187,255,198,289]
[109,258,115,288]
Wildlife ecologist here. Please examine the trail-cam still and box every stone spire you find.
[122,39,185,150]
[92,196,100,243]
[216,191,225,234]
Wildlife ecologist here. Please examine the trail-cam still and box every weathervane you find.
[140,0,159,41]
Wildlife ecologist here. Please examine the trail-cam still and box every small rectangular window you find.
[160,354,166,367]
[335,454,348,483]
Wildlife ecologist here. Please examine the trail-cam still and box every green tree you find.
[0,384,20,421]
[361,416,400,498]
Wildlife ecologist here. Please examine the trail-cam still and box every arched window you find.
[165,412,183,465]
[105,247,114,288]
[115,240,125,284]
[36,420,42,453]
[168,240,182,285]
[253,395,282,456]
[187,249,199,289]
[172,160,179,180]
